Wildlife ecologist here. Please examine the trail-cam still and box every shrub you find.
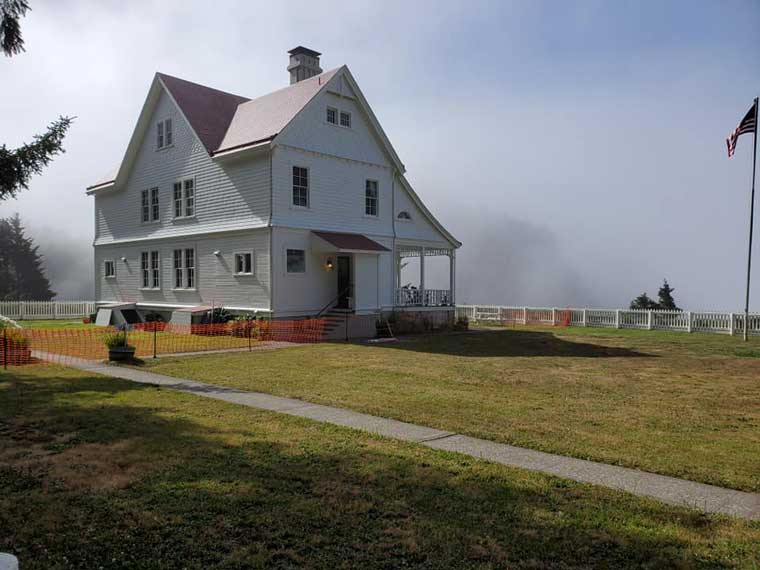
[1,327,29,348]
[453,316,469,331]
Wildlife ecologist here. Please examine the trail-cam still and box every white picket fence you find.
[0,301,96,321]
[455,305,760,336]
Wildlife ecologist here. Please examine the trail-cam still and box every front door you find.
[337,256,352,309]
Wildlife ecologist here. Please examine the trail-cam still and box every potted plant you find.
[104,330,136,362]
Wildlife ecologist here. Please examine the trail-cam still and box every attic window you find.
[326,107,337,125]
[157,118,173,149]
[397,211,412,221]
[339,111,351,128]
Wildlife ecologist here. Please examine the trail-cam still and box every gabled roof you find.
[217,68,339,154]
[157,73,250,154]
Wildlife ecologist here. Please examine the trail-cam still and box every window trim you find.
[364,179,379,217]
[156,118,174,150]
[291,166,310,209]
[233,251,254,276]
[326,106,338,125]
[104,259,116,279]
[172,176,196,220]
[139,251,161,290]
[285,248,307,275]
[172,247,197,290]
[339,110,351,128]
[396,210,413,222]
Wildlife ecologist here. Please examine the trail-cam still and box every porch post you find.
[449,249,456,305]
[420,247,426,306]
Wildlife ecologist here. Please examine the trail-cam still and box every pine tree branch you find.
[0,0,29,56]
[0,116,74,201]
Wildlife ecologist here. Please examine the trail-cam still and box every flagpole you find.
[743,96,759,342]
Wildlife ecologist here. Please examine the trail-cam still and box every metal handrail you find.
[315,285,353,319]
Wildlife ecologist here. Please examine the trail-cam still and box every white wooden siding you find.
[271,145,394,235]
[393,182,451,246]
[94,90,270,246]
[94,229,271,310]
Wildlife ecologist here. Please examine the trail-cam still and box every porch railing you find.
[395,288,452,307]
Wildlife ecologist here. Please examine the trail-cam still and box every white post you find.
[551,308,556,326]
[19,301,24,320]
[729,313,735,336]
[419,247,426,306]
[687,311,693,333]
[615,309,620,329]
[523,307,528,325]
[647,310,652,330]
[582,308,587,327]
[53,302,58,320]
[449,250,456,306]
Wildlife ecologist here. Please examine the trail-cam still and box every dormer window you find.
[326,107,337,125]
[339,111,351,128]
[156,118,173,149]
[397,211,412,221]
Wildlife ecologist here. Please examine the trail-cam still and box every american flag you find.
[726,100,757,157]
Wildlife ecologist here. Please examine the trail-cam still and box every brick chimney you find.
[287,46,322,85]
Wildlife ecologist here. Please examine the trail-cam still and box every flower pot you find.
[108,346,136,362]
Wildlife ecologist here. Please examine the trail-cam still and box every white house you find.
[88,47,460,331]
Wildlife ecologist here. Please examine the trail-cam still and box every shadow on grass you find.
[0,369,738,569]
[380,329,654,358]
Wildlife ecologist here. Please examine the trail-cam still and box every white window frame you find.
[172,177,196,219]
[233,251,254,276]
[365,179,379,217]
[285,248,307,274]
[326,106,338,125]
[291,166,309,209]
[156,118,173,150]
[104,260,116,279]
[140,251,161,290]
[142,187,160,223]
[397,210,412,222]
[339,110,351,128]
[172,247,197,290]
[141,189,150,223]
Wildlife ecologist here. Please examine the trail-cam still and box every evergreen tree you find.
[630,292,657,310]
[657,279,679,311]
[1,1,73,202]
[0,214,55,300]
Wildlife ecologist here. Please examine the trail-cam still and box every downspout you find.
[268,144,275,317]
[391,170,397,310]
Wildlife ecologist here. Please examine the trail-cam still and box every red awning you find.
[312,231,390,252]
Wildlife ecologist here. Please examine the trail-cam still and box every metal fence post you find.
[153,322,157,359]
[3,325,7,370]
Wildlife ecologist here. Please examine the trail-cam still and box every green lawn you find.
[0,366,758,568]
[15,319,91,329]
[139,326,760,493]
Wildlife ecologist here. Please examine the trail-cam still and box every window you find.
[173,248,196,289]
[142,188,160,222]
[141,251,160,289]
[339,111,351,128]
[286,249,306,273]
[234,252,253,275]
[173,178,195,218]
[397,211,412,221]
[326,107,337,125]
[292,166,309,207]
[157,118,173,149]
[104,260,116,279]
[365,180,378,216]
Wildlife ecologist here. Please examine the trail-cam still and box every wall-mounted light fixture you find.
[325,257,334,271]
[213,250,221,256]
[120,256,127,262]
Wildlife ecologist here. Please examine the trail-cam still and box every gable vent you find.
[288,46,322,84]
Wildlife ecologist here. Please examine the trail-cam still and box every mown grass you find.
[0,365,758,568]
[15,319,91,329]
[140,326,760,492]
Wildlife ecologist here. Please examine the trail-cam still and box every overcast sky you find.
[2,0,759,309]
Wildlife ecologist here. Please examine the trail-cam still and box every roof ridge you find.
[236,66,343,108]
[156,72,250,103]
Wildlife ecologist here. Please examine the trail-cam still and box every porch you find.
[395,245,455,308]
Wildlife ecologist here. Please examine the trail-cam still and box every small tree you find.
[657,279,679,311]
[0,214,55,300]
[630,292,657,310]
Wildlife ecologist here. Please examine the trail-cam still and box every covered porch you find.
[395,245,456,308]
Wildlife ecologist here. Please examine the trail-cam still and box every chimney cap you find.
[288,46,321,58]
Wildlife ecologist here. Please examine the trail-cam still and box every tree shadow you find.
[375,329,654,358]
[0,369,740,569]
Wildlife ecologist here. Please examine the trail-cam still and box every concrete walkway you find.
[60,356,760,521]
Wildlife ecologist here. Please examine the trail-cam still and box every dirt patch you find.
[0,418,150,491]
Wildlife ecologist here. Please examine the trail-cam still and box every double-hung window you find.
[286,249,306,274]
[326,107,337,125]
[173,178,195,218]
[339,111,351,128]
[173,248,196,289]
[365,180,378,216]
[234,252,253,275]
[141,251,160,289]
[157,118,173,149]
[141,188,160,222]
[292,167,309,208]
[104,260,116,279]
